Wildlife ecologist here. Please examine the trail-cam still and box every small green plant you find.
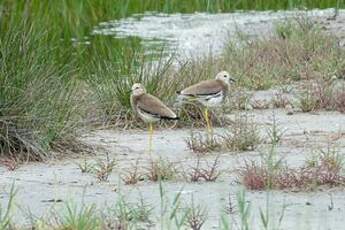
[121,160,145,185]
[146,158,178,182]
[94,152,116,182]
[266,113,285,145]
[186,131,223,154]
[184,197,208,230]
[0,183,16,229]
[223,114,261,151]
[77,158,94,174]
[60,203,99,230]
[111,195,153,226]
[298,88,319,112]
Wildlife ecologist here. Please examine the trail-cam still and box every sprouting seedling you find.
[94,152,116,182]
[121,159,144,185]
[77,158,94,174]
[266,112,285,145]
[145,157,178,182]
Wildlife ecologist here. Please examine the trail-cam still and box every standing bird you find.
[176,71,236,135]
[130,83,178,154]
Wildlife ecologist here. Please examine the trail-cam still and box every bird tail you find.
[162,116,179,121]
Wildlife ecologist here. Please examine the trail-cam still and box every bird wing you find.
[137,94,177,119]
[180,80,225,96]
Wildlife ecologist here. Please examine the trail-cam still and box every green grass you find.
[0,183,16,229]
[0,14,84,160]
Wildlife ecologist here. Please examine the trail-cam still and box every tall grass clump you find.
[0,20,85,161]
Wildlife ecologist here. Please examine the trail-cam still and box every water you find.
[93,9,340,59]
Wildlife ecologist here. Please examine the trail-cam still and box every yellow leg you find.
[204,108,213,137]
[148,123,153,156]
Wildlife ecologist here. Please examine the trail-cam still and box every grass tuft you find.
[240,146,345,190]
[121,160,145,185]
[184,197,208,230]
[0,183,16,229]
[186,131,223,154]
[223,114,261,151]
[183,156,221,182]
[94,153,116,182]
[297,79,345,113]
[109,195,153,226]
[145,158,178,182]
[186,113,261,154]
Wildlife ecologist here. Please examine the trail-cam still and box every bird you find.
[130,83,178,154]
[176,71,236,135]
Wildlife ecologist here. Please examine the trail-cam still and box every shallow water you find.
[93,9,340,58]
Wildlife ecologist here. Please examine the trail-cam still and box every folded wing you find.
[180,80,223,96]
[137,94,178,120]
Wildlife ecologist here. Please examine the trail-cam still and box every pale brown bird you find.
[176,71,236,134]
[131,83,178,153]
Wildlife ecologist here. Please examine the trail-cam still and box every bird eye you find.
[224,75,228,78]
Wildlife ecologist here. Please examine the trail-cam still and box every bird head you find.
[131,83,146,96]
[215,71,236,86]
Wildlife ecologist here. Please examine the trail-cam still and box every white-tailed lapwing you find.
[176,71,236,134]
[131,83,178,153]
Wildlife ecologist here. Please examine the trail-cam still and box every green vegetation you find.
[0,2,85,161]
[32,194,153,229]
[0,183,16,229]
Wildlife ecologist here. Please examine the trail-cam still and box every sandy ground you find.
[1,107,345,229]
